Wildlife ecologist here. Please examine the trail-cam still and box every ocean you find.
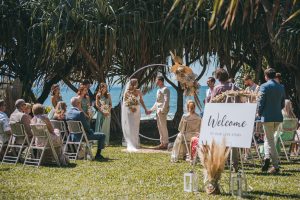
[39,85,208,119]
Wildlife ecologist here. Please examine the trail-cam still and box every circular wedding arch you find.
[122,63,178,141]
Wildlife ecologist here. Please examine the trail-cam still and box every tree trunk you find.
[172,85,183,128]
[110,103,122,140]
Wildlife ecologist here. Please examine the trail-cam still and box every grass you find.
[0,146,300,199]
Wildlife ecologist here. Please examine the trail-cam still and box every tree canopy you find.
[1,0,299,117]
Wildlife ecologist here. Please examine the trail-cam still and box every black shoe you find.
[268,166,280,174]
[232,163,239,173]
[261,158,270,172]
[95,154,108,161]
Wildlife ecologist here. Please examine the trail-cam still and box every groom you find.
[147,76,170,149]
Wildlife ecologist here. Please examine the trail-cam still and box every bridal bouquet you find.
[100,100,110,114]
[125,93,139,113]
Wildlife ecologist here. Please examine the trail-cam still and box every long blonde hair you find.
[186,100,196,114]
[282,99,296,118]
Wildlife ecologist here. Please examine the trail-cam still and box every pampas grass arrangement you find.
[199,139,230,195]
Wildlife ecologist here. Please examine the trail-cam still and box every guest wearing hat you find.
[10,99,33,140]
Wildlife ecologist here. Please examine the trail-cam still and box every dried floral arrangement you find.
[200,139,230,195]
[169,51,202,109]
[211,90,260,103]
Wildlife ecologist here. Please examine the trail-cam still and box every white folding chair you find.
[50,120,68,142]
[23,124,60,167]
[277,118,298,162]
[64,121,93,161]
[0,122,8,158]
[1,123,30,165]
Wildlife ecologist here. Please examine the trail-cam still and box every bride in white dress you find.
[122,79,149,151]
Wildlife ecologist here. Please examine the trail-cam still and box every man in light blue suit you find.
[257,68,285,174]
[66,97,106,160]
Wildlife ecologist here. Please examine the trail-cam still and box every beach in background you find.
[35,85,208,120]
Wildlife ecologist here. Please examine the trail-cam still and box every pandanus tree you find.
[26,0,117,100]
[0,0,45,102]
[109,0,213,128]
[168,0,300,116]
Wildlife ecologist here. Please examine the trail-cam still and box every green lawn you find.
[0,146,299,199]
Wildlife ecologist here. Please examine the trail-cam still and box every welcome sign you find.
[199,103,257,148]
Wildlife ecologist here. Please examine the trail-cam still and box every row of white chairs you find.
[0,120,93,167]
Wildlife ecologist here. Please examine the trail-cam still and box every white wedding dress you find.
[121,85,141,152]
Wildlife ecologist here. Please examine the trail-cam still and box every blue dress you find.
[95,95,111,145]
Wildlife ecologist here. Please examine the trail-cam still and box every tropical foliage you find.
[1,0,299,122]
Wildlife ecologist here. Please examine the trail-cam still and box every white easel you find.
[226,91,249,193]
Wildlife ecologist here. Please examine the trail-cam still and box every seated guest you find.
[24,103,33,118]
[31,104,62,147]
[10,99,33,141]
[53,101,67,121]
[274,99,298,153]
[66,97,106,160]
[30,104,68,165]
[171,100,201,162]
[0,99,11,157]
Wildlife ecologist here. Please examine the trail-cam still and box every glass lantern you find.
[230,171,244,197]
[184,171,198,192]
[171,150,178,162]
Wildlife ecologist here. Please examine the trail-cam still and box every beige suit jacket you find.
[152,86,170,114]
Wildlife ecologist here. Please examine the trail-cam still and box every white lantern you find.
[230,171,244,197]
[184,171,198,192]
[171,150,178,162]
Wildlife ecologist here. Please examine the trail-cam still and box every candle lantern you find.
[230,171,244,197]
[184,171,198,192]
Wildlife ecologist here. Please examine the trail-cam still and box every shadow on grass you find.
[94,158,119,163]
[42,162,77,168]
[0,167,10,172]
[246,171,293,176]
[283,169,300,173]
[247,191,300,199]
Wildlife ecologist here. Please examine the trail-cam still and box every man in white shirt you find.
[148,76,170,149]
[204,77,215,103]
[0,99,11,145]
[244,75,259,92]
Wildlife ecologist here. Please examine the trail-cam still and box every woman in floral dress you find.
[95,83,112,145]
